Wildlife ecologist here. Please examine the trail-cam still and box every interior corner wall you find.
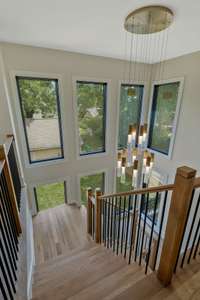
[151,51,200,182]
[0,48,13,142]
[0,42,151,210]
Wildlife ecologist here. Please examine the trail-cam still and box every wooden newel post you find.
[0,144,22,234]
[87,188,93,235]
[95,188,102,244]
[157,166,196,286]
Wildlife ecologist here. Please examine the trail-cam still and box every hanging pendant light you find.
[116,5,174,189]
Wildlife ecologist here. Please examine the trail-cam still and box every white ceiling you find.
[0,0,200,63]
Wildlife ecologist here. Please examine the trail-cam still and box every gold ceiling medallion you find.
[124,5,174,34]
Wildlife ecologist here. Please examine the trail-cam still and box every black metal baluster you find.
[104,199,107,247]
[0,277,9,300]
[0,238,16,293]
[102,199,105,243]
[152,191,168,271]
[120,196,126,254]
[0,255,14,300]
[0,184,18,255]
[128,195,137,264]
[107,198,111,248]
[109,197,114,248]
[145,192,159,274]
[134,194,143,262]
[124,195,132,259]
[193,233,200,259]
[113,197,117,252]
[0,201,18,268]
[174,189,195,273]
[0,217,17,275]
[116,197,122,255]
[139,193,149,265]
[187,217,200,264]
[181,193,200,267]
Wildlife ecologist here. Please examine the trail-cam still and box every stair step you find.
[33,247,130,299]
[34,244,104,284]
[68,264,146,300]
[34,240,96,276]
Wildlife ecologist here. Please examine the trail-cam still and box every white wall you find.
[0,42,200,213]
[0,42,150,211]
[151,51,200,182]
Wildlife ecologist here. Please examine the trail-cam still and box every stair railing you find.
[87,165,200,286]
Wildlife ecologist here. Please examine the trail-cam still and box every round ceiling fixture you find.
[124,5,174,34]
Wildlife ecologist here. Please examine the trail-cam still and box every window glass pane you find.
[80,173,104,206]
[118,84,143,149]
[141,174,162,224]
[148,82,180,155]
[34,182,66,211]
[116,169,132,193]
[77,81,106,155]
[16,77,64,163]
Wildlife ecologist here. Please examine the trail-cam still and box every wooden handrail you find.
[99,184,174,199]
[193,177,200,188]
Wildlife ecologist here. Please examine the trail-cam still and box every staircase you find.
[32,241,148,300]
[32,239,200,300]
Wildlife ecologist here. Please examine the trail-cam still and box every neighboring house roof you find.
[26,118,61,150]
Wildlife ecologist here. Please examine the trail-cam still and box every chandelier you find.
[117,5,174,189]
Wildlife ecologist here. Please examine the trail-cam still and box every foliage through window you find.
[16,77,64,163]
[80,173,105,206]
[148,82,180,155]
[34,181,67,211]
[116,169,133,193]
[118,84,143,149]
[76,81,107,155]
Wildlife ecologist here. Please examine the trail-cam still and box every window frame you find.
[30,176,71,215]
[115,80,146,155]
[73,77,110,160]
[147,78,184,159]
[34,181,67,213]
[117,83,144,150]
[16,76,64,164]
[77,169,108,207]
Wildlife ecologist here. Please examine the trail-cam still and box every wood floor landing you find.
[33,204,90,265]
[32,204,200,300]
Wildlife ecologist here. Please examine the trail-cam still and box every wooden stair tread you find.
[34,245,108,285]
[34,240,97,276]
[33,246,135,299]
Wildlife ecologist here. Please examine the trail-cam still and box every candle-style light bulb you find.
[144,156,151,185]
[143,123,148,145]
[132,148,137,163]
[121,157,126,184]
[132,160,138,188]
[117,152,122,177]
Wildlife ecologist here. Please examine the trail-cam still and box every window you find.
[148,81,180,155]
[76,81,107,156]
[34,181,67,211]
[141,171,165,225]
[116,169,132,193]
[80,173,105,206]
[16,77,64,163]
[118,84,143,149]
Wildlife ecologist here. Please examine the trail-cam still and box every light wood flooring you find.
[32,204,200,300]
[33,204,90,265]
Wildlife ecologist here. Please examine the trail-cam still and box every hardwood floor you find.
[33,204,90,265]
[32,204,200,300]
